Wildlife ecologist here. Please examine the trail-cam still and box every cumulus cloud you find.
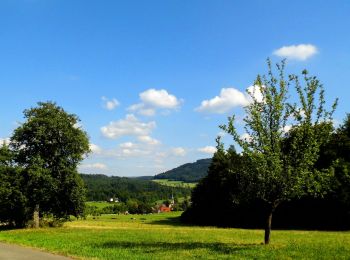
[128,103,156,116]
[198,146,217,154]
[240,133,252,142]
[0,137,10,146]
[89,143,102,154]
[196,84,267,114]
[247,85,264,103]
[128,89,182,116]
[118,142,151,157]
[196,88,250,114]
[101,114,156,139]
[102,96,120,110]
[80,163,107,170]
[140,89,181,108]
[119,142,137,149]
[137,135,161,145]
[92,141,153,158]
[282,125,292,133]
[171,147,186,156]
[273,44,318,61]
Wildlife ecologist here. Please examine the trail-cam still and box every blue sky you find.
[0,0,349,176]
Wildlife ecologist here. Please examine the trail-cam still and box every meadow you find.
[86,201,112,210]
[152,179,197,188]
[0,212,349,259]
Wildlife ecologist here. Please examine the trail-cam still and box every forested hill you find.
[80,174,191,202]
[154,158,211,182]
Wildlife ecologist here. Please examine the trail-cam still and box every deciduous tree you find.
[220,60,337,244]
[11,102,90,226]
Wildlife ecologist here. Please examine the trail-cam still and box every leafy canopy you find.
[220,60,337,207]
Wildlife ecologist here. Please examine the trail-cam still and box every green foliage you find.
[154,158,211,182]
[219,60,337,243]
[0,145,27,227]
[81,174,191,203]
[10,101,90,221]
[183,116,350,230]
[316,114,350,209]
[221,61,336,206]
[182,141,255,226]
[11,101,90,168]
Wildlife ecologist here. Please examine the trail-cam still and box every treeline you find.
[154,159,211,182]
[182,115,350,230]
[81,174,192,203]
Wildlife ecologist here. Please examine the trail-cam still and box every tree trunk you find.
[264,209,273,244]
[33,204,40,228]
[264,202,279,245]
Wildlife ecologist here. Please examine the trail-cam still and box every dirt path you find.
[0,242,72,260]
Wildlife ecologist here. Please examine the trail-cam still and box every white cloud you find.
[240,133,252,142]
[119,142,137,149]
[89,143,102,154]
[217,131,226,137]
[171,147,187,156]
[128,89,182,116]
[73,122,83,129]
[198,146,217,154]
[140,89,181,108]
[282,125,292,133]
[118,142,151,157]
[102,96,120,110]
[128,103,156,116]
[120,148,150,157]
[196,88,250,114]
[0,137,10,146]
[137,135,160,145]
[196,84,267,114]
[101,114,156,139]
[80,163,107,170]
[273,44,318,61]
[247,85,264,103]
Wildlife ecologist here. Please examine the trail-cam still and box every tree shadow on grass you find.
[94,241,259,254]
[146,216,191,227]
[0,225,21,231]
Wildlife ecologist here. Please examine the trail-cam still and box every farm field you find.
[0,212,349,259]
[153,179,197,188]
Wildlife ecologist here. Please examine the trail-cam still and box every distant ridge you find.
[154,158,212,183]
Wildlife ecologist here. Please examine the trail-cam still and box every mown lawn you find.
[0,212,349,259]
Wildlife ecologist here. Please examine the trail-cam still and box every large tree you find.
[11,102,90,227]
[220,60,337,244]
[0,144,27,227]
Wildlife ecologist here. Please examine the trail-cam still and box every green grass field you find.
[0,212,349,259]
[153,179,197,188]
[86,201,114,209]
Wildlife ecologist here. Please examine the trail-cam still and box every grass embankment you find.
[153,179,197,188]
[0,212,349,259]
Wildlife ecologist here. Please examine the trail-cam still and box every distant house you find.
[158,205,171,213]
[153,195,175,213]
[108,197,119,203]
